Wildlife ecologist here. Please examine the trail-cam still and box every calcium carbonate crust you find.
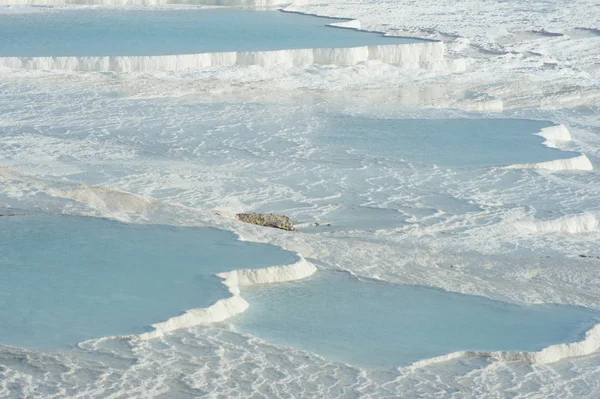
[516,212,600,234]
[410,323,600,368]
[505,124,594,171]
[0,42,446,72]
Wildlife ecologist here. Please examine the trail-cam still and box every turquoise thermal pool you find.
[0,9,425,57]
[0,215,298,349]
[235,271,600,368]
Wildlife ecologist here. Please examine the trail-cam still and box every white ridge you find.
[505,124,593,171]
[516,212,599,234]
[410,323,600,368]
[0,42,445,72]
[489,323,600,364]
[536,124,573,148]
[327,19,362,30]
[505,154,594,171]
[139,256,317,340]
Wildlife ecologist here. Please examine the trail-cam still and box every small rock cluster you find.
[236,213,296,231]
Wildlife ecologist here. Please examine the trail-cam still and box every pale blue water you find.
[0,9,423,57]
[0,215,298,349]
[235,271,600,368]
[324,118,581,168]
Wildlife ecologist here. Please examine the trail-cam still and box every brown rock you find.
[236,213,296,231]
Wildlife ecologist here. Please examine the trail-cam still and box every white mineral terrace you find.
[0,41,446,72]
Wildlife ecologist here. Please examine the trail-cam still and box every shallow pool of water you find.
[235,271,600,368]
[324,117,579,168]
[0,215,298,349]
[0,9,424,57]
